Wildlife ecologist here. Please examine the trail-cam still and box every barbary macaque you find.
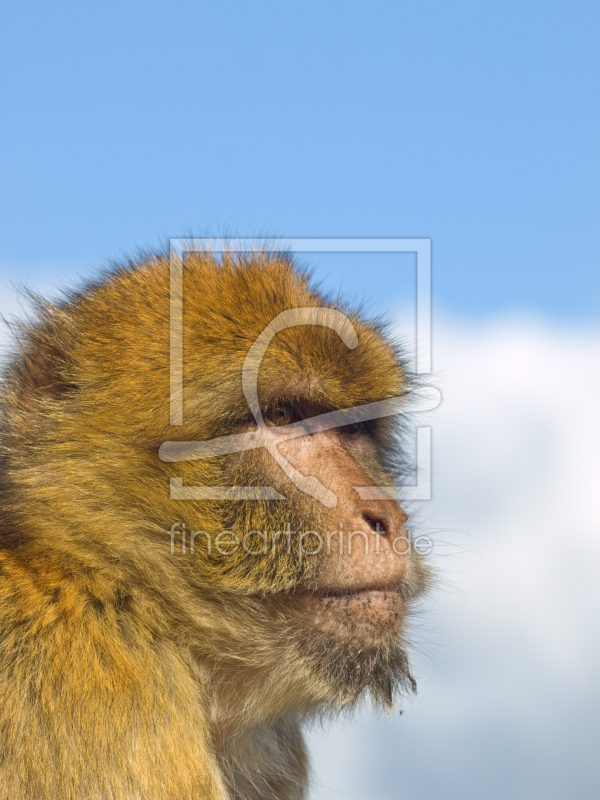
[0,250,429,799]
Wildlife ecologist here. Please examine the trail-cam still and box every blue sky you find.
[1,0,599,319]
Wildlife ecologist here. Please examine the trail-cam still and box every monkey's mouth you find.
[314,586,402,599]
[296,586,407,619]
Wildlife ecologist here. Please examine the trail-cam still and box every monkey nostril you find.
[363,513,387,535]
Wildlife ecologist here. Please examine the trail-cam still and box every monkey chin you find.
[297,587,405,647]
[292,587,417,710]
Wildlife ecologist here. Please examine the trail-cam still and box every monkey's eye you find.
[263,404,300,427]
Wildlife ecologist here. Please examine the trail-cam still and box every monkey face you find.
[181,348,429,711]
[226,406,428,710]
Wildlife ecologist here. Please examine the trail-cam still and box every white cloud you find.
[308,315,600,800]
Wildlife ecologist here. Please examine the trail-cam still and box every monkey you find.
[0,249,430,799]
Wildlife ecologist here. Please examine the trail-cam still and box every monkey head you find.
[3,250,429,738]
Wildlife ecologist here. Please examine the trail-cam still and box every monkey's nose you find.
[362,513,388,535]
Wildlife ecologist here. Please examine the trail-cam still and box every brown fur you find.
[0,251,428,799]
